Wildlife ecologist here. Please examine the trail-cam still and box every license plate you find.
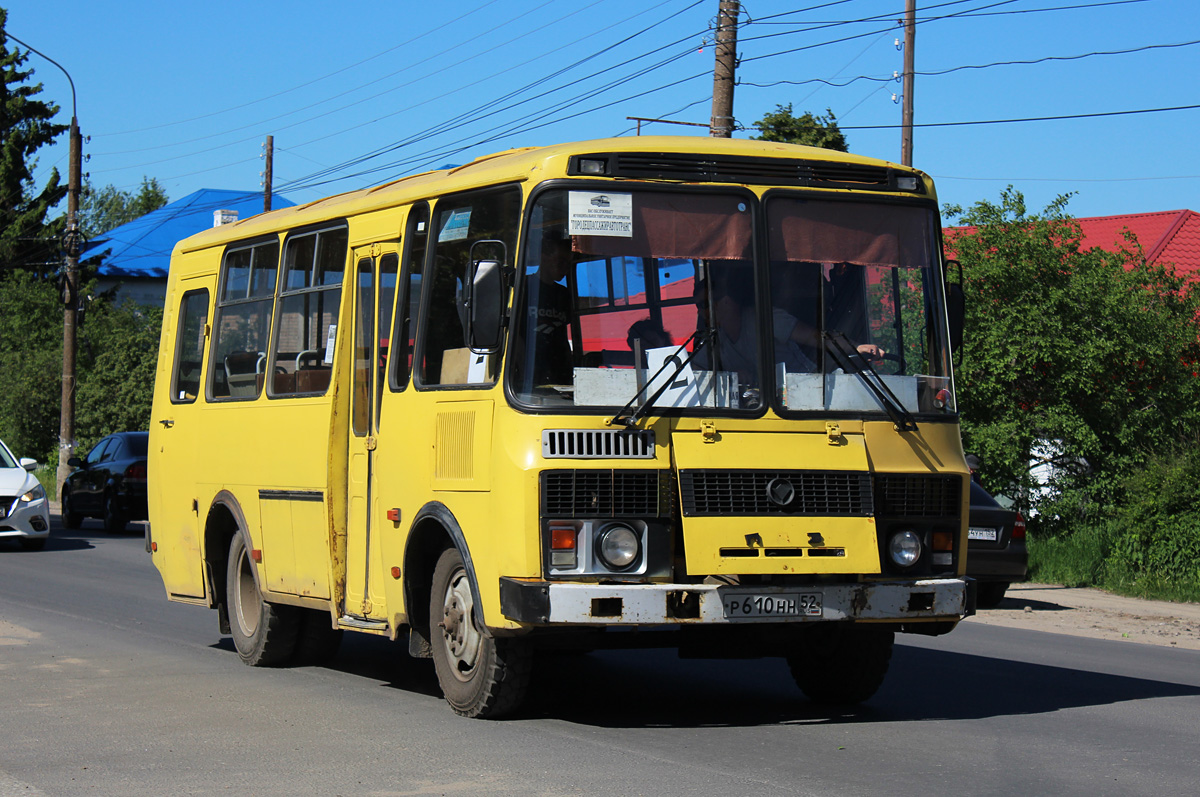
[722,592,822,619]
[968,526,999,541]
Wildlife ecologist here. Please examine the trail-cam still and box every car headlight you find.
[20,484,46,503]
[888,529,922,568]
[595,524,640,570]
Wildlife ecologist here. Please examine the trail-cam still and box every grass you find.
[1029,524,1200,604]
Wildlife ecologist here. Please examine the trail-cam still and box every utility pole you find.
[900,0,916,166]
[263,135,274,212]
[709,0,739,138]
[56,115,83,497]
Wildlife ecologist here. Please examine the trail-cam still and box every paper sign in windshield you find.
[568,192,632,237]
[644,345,702,408]
[438,208,472,242]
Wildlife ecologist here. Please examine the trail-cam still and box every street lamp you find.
[7,33,84,498]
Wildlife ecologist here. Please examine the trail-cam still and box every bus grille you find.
[874,474,962,518]
[541,470,661,517]
[679,470,873,517]
[542,429,655,459]
[570,152,916,192]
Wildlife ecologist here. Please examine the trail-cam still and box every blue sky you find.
[7,0,1198,223]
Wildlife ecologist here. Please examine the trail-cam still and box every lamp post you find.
[8,34,83,497]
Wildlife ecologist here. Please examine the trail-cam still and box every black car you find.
[967,480,1028,608]
[61,432,148,532]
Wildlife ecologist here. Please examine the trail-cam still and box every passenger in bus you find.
[691,266,758,384]
[525,230,575,385]
[626,318,672,367]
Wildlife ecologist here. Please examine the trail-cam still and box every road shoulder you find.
[966,582,1200,650]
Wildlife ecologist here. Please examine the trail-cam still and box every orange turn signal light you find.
[550,526,576,550]
[932,531,954,552]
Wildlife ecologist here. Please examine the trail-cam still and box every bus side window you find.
[269,226,347,397]
[418,188,519,387]
[171,289,210,403]
[209,241,279,400]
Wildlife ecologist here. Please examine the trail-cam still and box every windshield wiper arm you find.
[824,332,917,432]
[608,330,712,428]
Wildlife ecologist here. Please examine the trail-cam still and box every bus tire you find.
[292,608,343,666]
[429,547,531,718]
[787,625,894,706]
[226,533,298,666]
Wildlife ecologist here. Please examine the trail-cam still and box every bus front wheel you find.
[226,533,298,666]
[787,625,894,706]
[429,547,531,718]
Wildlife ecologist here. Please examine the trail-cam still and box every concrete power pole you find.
[900,0,916,166]
[709,0,739,138]
[56,115,83,496]
[263,135,274,213]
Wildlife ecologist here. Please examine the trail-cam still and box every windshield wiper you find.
[608,329,713,428]
[824,332,917,432]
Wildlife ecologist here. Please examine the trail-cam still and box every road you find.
[2,514,1198,797]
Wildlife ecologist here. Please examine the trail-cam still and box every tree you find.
[79,177,169,240]
[944,188,1200,519]
[751,104,847,151]
[0,10,67,275]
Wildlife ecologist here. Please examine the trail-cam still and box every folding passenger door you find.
[344,244,399,621]
[151,278,212,599]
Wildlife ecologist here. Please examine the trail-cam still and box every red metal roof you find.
[1075,210,1200,278]
[945,209,1200,280]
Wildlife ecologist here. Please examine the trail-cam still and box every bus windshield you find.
[508,187,954,418]
[765,196,953,416]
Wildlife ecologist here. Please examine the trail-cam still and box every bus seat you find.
[225,351,265,397]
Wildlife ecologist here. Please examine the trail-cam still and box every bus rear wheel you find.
[787,625,894,706]
[226,533,298,666]
[429,547,531,718]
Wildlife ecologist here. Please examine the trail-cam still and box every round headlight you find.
[596,524,640,570]
[888,530,922,568]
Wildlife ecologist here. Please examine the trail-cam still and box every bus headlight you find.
[595,524,640,571]
[888,529,922,568]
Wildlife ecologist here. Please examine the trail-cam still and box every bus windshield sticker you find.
[324,324,337,364]
[568,191,632,238]
[438,208,472,242]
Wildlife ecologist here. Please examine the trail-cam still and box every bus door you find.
[344,244,399,619]
[153,276,212,600]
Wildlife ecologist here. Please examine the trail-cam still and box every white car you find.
[1,439,50,551]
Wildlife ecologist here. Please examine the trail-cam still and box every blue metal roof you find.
[80,188,295,279]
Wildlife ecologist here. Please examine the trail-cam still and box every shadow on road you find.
[508,644,1200,728]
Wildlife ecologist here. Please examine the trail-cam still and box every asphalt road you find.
[2,515,1199,797]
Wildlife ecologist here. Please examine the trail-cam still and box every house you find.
[80,188,295,306]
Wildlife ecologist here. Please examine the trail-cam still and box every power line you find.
[837,103,1200,130]
[739,38,1200,90]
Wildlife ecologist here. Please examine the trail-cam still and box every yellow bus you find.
[148,136,973,718]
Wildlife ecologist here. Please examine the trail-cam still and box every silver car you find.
[0,439,51,551]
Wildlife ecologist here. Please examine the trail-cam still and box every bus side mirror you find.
[945,259,965,353]
[467,257,505,354]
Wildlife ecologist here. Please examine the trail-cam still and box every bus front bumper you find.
[499,577,974,626]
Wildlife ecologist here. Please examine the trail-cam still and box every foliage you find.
[0,10,68,274]
[79,176,169,240]
[944,188,1200,522]
[0,270,162,462]
[750,104,847,151]
[75,300,162,443]
[0,269,62,458]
